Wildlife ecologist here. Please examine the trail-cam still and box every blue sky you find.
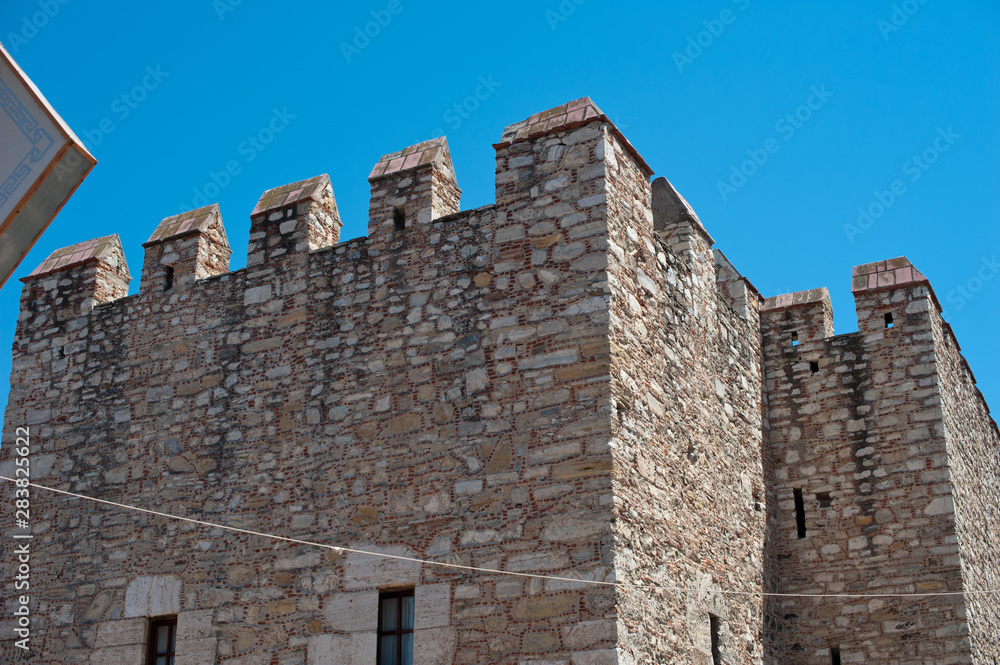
[2,0,998,416]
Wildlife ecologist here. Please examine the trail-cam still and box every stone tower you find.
[1,98,996,664]
[762,258,1000,661]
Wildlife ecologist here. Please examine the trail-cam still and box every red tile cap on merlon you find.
[762,287,831,312]
[368,136,454,181]
[26,234,128,279]
[252,174,332,217]
[500,97,604,144]
[496,97,653,176]
[851,256,929,294]
[144,204,222,246]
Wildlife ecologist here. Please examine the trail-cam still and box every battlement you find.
[140,203,231,294]
[18,234,130,324]
[761,256,942,341]
[19,98,655,303]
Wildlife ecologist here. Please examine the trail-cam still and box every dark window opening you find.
[393,205,406,232]
[831,646,842,665]
[810,361,820,373]
[884,312,894,328]
[793,488,807,538]
[791,331,799,347]
[163,266,174,291]
[146,617,176,665]
[709,614,722,664]
[816,491,832,508]
[378,589,414,665]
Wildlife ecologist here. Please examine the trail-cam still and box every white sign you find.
[0,41,96,288]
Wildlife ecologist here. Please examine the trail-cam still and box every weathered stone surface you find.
[307,632,374,665]
[94,619,146,648]
[414,627,458,665]
[414,583,451,629]
[123,576,180,618]
[323,591,377,633]
[514,595,577,620]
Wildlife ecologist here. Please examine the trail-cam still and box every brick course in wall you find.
[1,98,996,664]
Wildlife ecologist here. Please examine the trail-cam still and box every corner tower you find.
[762,256,1000,662]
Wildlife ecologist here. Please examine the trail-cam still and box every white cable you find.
[2,476,996,600]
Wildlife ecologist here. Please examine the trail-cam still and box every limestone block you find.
[124,575,181,618]
[925,496,955,515]
[307,632,376,665]
[308,634,350,665]
[323,590,377,632]
[415,583,451,629]
[342,547,420,591]
[571,649,618,665]
[94,618,146,647]
[176,636,219,664]
[414,627,458,665]
[562,620,616,650]
[89,645,145,664]
[244,285,272,305]
[178,609,215,639]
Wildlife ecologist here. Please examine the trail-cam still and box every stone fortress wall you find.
[1,97,997,664]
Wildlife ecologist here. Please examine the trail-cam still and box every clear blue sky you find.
[2,1,998,417]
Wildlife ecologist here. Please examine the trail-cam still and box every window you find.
[809,361,820,373]
[884,312,894,328]
[378,589,414,665]
[393,205,406,232]
[147,617,176,665]
[163,266,174,291]
[793,488,807,538]
[791,331,799,347]
[709,613,721,664]
[831,646,842,665]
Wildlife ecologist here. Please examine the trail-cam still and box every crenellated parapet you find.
[17,98,672,321]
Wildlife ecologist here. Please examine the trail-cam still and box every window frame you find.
[377,588,415,665]
[146,616,177,665]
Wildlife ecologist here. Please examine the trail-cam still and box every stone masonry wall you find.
[761,262,996,663]
[0,110,628,665]
[605,136,767,662]
[932,315,1000,658]
[2,97,997,665]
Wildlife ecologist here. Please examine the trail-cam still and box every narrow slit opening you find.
[793,488,807,538]
[791,331,799,347]
[163,266,174,291]
[393,205,406,231]
[831,646,842,665]
[810,361,819,373]
[884,312,894,328]
[709,614,721,664]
